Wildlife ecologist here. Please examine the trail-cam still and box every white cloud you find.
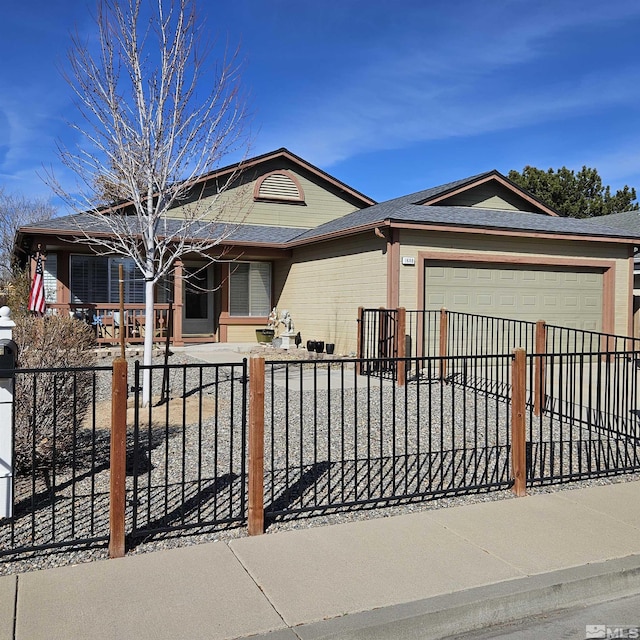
[258,0,640,167]
[581,146,640,192]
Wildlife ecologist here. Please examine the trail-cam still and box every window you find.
[229,262,271,316]
[43,253,57,304]
[70,255,144,304]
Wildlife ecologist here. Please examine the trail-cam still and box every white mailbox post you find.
[0,306,16,519]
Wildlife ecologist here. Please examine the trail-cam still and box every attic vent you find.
[254,171,305,203]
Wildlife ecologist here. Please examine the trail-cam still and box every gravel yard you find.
[2,348,640,576]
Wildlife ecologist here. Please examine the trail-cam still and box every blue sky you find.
[1,0,640,211]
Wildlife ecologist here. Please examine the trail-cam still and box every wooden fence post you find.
[511,348,527,497]
[397,307,406,387]
[534,320,546,417]
[248,355,265,536]
[439,308,448,381]
[109,357,128,558]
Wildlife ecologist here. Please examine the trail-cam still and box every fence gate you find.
[128,359,248,544]
[359,308,398,378]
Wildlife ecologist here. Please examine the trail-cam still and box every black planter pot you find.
[325,343,335,355]
[315,341,324,354]
[306,340,316,352]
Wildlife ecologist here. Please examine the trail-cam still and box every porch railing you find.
[47,303,172,345]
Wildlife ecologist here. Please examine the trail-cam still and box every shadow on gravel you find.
[126,472,239,550]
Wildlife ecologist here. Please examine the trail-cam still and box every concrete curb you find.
[245,554,640,640]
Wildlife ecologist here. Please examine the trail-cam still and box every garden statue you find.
[278,310,295,349]
[267,307,279,329]
[280,309,294,334]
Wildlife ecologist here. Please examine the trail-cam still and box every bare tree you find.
[0,189,56,281]
[50,0,249,405]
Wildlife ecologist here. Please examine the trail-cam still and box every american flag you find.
[28,253,46,314]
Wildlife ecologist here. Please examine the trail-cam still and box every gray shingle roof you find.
[20,212,305,245]
[581,210,640,234]
[19,172,640,246]
[381,171,495,206]
[291,202,640,243]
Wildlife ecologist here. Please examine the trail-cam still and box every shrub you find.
[0,269,31,318]
[12,315,97,474]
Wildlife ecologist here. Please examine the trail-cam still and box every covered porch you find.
[27,241,289,346]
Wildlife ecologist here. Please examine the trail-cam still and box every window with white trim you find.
[229,262,271,316]
[70,255,144,304]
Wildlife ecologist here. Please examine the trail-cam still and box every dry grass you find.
[85,395,219,431]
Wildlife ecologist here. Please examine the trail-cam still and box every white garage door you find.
[425,262,603,331]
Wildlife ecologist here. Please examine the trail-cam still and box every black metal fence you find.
[362,307,640,368]
[526,349,640,484]
[4,337,640,560]
[262,355,514,523]
[1,365,113,557]
[358,308,400,378]
[405,310,536,359]
[128,360,248,543]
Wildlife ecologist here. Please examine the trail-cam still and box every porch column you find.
[386,229,400,309]
[57,250,71,312]
[172,260,184,346]
[219,262,229,343]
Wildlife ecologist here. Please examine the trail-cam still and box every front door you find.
[182,263,214,335]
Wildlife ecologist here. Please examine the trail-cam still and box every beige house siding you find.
[227,325,267,342]
[397,230,632,336]
[274,234,387,355]
[166,165,360,230]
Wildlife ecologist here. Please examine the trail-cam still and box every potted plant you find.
[325,343,335,355]
[256,328,275,344]
[256,307,279,344]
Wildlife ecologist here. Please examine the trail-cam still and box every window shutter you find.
[229,262,271,316]
[249,263,270,316]
[43,254,57,303]
[230,264,249,315]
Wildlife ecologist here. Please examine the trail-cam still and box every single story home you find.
[15,148,640,354]
[581,210,640,336]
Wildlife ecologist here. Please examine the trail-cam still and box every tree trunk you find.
[143,279,155,406]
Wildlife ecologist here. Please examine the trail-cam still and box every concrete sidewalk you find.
[5,481,640,640]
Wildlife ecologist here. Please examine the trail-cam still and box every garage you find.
[424,261,604,331]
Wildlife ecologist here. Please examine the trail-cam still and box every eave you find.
[285,218,640,248]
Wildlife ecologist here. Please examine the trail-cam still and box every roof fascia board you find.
[388,220,639,245]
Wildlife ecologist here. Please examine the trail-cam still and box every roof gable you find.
[181,147,376,210]
[417,171,559,216]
